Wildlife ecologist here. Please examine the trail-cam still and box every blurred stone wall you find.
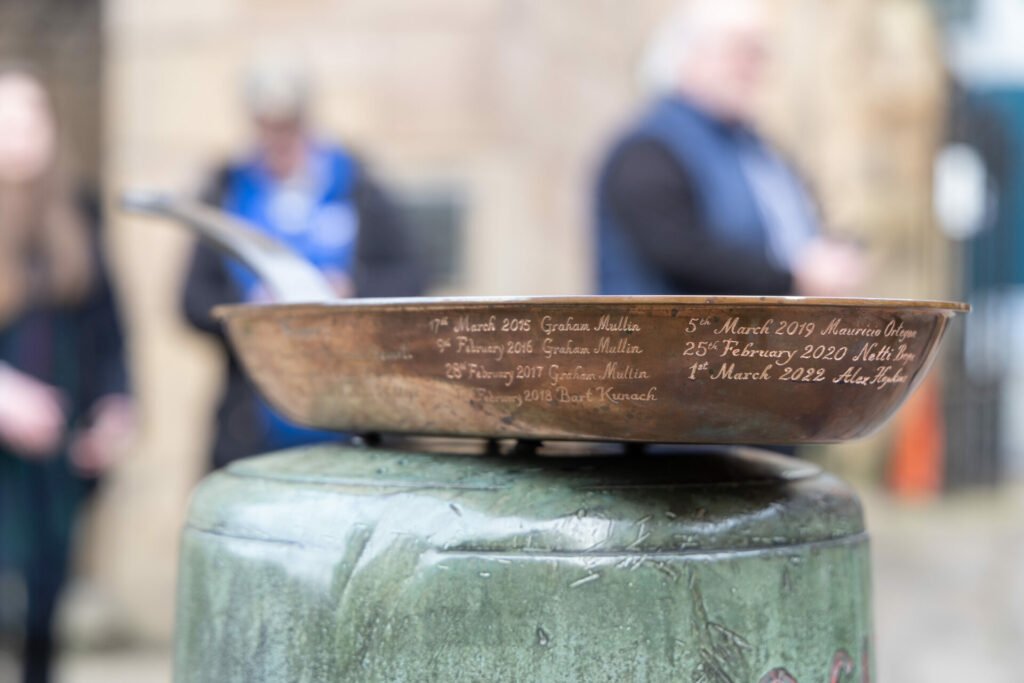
[0,0,103,183]
[762,0,949,301]
[96,0,947,640]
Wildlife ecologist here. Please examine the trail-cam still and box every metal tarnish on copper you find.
[215,296,964,443]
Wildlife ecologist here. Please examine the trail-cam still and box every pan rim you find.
[213,295,969,319]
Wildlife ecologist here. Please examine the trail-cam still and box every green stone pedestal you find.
[174,444,873,682]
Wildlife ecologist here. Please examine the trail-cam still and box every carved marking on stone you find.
[759,669,797,683]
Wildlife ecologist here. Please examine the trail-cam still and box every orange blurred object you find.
[888,376,945,497]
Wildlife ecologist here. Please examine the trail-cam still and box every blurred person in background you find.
[0,67,132,683]
[183,58,424,469]
[595,0,864,296]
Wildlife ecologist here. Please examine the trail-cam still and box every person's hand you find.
[326,271,355,299]
[0,363,66,459]
[792,238,867,297]
[70,394,136,477]
[247,283,274,304]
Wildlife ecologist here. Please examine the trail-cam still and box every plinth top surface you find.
[187,443,864,556]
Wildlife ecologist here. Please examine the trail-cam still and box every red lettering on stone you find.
[759,669,797,683]
[829,650,854,683]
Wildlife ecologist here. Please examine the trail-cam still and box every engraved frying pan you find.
[123,191,967,444]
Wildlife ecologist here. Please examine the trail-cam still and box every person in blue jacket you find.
[183,59,424,468]
[595,0,864,297]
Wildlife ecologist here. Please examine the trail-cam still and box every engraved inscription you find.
[429,312,659,408]
[421,309,932,410]
[685,313,926,392]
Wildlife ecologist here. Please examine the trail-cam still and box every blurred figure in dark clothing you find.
[0,68,132,683]
[595,0,863,296]
[183,58,424,469]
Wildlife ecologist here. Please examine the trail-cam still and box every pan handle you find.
[121,190,337,303]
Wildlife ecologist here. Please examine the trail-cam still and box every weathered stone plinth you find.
[175,443,872,682]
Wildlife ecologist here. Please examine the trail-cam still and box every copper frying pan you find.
[123,191,966,444]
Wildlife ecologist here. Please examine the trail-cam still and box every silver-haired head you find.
[639,0,772,123]
[242,55,312,124]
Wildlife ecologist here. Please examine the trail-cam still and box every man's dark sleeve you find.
[182,168,241,337]
[604,138,794,295]
[182,243,239,336]
[352,170,426,298]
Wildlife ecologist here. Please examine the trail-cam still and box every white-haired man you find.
[595,0,862,296]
